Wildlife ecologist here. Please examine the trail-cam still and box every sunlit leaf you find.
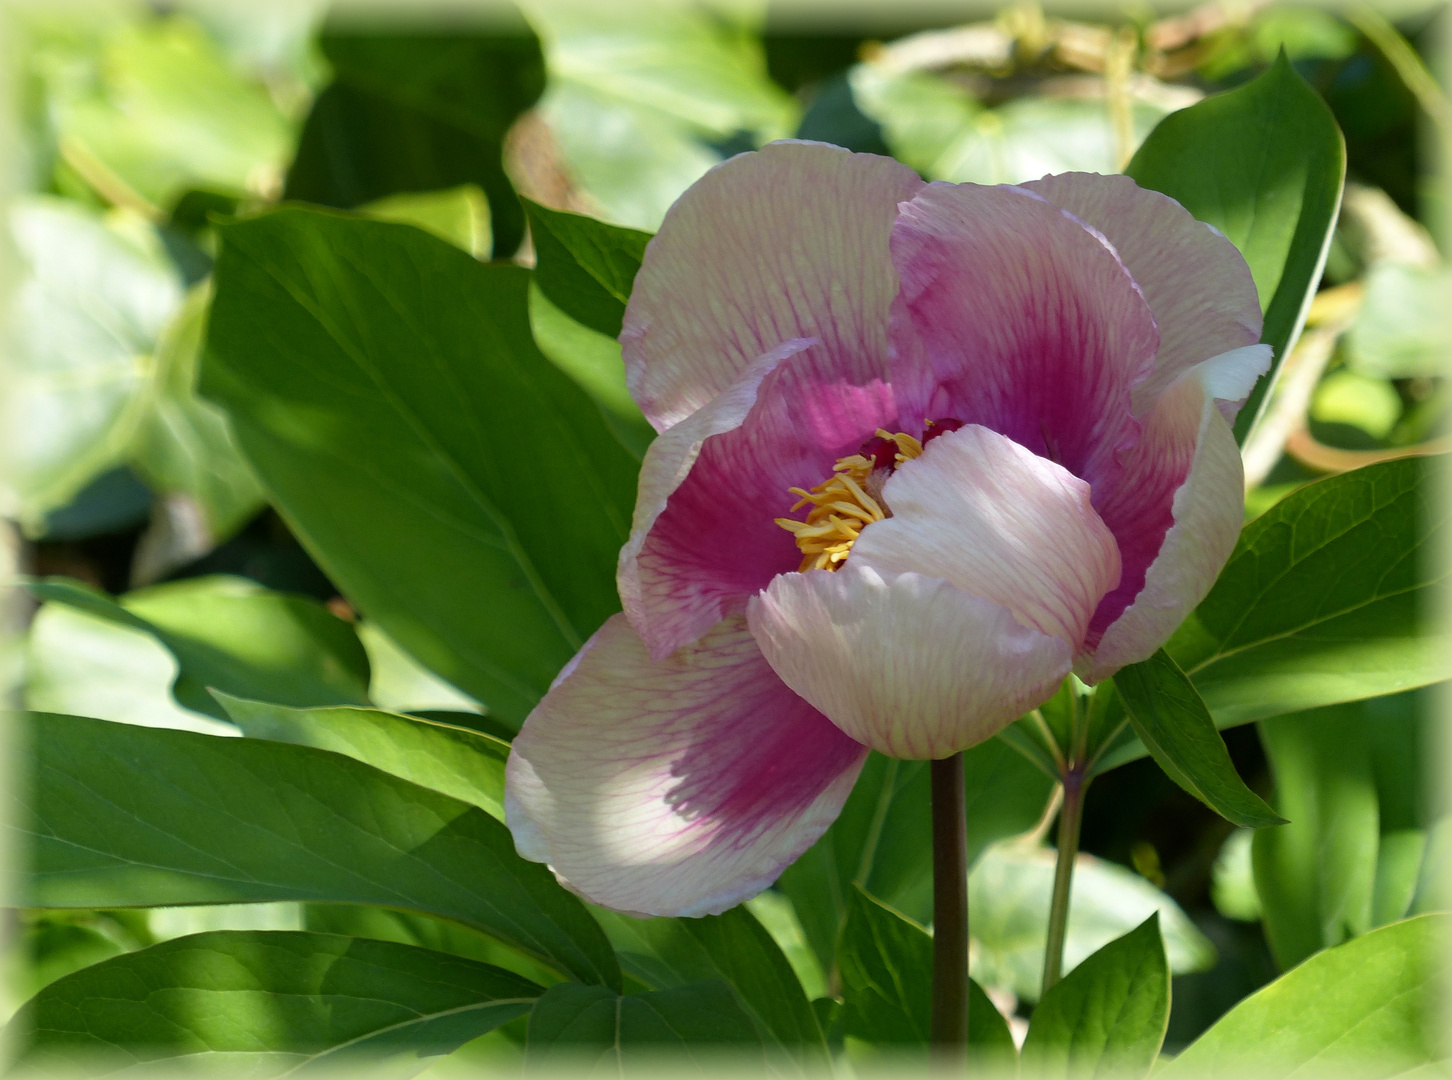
[1019,915,1169,1080]
[216,692,510,820]
[1163,914,1449,1079]
[1167,458,1448,726]
[8,930,541,1075]
[15,712,621,989]
[202,208,639,726]
[1127,54,1346,440]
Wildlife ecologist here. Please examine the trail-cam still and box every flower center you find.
[776,419,963,572]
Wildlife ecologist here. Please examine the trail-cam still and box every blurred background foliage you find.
[1,0,1445,1060]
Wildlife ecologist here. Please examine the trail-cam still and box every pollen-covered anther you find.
[775,428,926,572]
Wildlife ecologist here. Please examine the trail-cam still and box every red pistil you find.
[858,434,900,471]
[922,417,965,446]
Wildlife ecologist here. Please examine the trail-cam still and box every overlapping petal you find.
[1082,345,1271,680]
[854,424,1122,651]
[1023,172,1264,415]
[886,181,1160,492]
[506,614,868,917]
[620,342,897,660]
[748,425,1120,758]
[748,565,1071,759]
[621,141,924,431]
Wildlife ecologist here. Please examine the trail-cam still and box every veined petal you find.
[1023,172,1264,417]
[888,181,1159,492]
[854,424,1121,651]
[505,614,867,917]
[1081,346,1270,681]
[622,141,924,431]
[620,342,897,660]
[748,565,1071,759]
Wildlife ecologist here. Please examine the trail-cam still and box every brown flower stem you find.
[931,752,969,1065]
[1041,766,1088,993]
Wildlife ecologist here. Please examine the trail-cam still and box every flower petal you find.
[622,141,924,431]
[505,613,868,917]
[748,565,1071,759]
[887,181,1159,492]
[1080,346,1270,681]
[620,342,897,660]
[1023,172,1264,417]
[854,424,1122,651]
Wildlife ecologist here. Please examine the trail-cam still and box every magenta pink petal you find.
[505,614,868,917]
[1082,345,1270,675]
[621,343,898,660]
[887,181,1160,494]
[1023,172,1264,416]
[622,141,924,431]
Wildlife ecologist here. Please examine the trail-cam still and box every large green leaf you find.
[1126,53,1345,440]
[587,905,824,1058]
[523,199,651,339]
[28,574,371,719]
[837,887,1014,1063]
[1019,915,1169,1080]
[1167,458,1449,727]
[284,23,545,256]
[776,741,1055,974]
[215,693,509,820]
[969,845,1214,1004]
[13,712,620,989]
[1115,650,1283,828]
[202,208,640,726]
[1163,914,1449,1078]
[525,981,763,1070]
[8,930,540,1075]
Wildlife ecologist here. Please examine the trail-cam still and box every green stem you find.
[1041,767,1088,994]
[930,752,969,1066]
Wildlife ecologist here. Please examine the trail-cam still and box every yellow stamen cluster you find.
[775,430,924,572]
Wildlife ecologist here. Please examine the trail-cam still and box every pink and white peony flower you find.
[505,141,1269,918]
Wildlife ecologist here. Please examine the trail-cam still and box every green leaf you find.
[1253,704,1383,969]
[284,25,544,256]
[776,741,1055,973]
[128,280,266,546]
[525,980,763,1070]
[360,184,492,258]
[528,282,656,461]
[1126,53,1346,440]
[1344,263,1452,380]
[29,575,370,719]
[1019,915,1169,1080]
[215,693,509,820]
[24,598,236,736]
[16,712,621,989]
[1167,458,1449,727]
[1,197,181,531]
[8,930,540,1074]
[47,16,293,209]
[969,845,1214,1004]
[527,4,798,230]
[586,905,824,1057]
[1162,914,1449,1079]
[523,199,651,339]
[838,887,1015,1062]
[202,208,640,727]
[1114,650,1283,828]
